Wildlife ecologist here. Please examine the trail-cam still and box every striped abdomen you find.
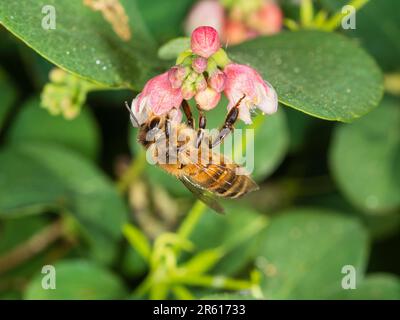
[182,160,259,199]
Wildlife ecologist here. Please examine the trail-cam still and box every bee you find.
[125,96,258,214]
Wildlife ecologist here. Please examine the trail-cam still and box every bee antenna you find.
[124,101,139,126]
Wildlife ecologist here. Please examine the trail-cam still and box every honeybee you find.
[125,96,258,213]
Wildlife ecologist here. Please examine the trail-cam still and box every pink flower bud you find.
[192,56,208,74]
[137,71,183,116]
[195,74,208,92]
[191,26,221,58]
[224,63,278,124]
[181,81,196,100]
[223,19,249,45]
[195,87,221,111]
[168,65,188,89]
[184,0,225,36]
[248,1,283,35]
[208,69,226,92]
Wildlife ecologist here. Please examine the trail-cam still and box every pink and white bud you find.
[192,56,208,74]
[137,71,183,116]
[195,86,221,111]
[184,0,225,36]
[224,63,278,124]
[129,93,151,127]
[208,69,226,92]
[248,1,283,35]
[191,26,221,58]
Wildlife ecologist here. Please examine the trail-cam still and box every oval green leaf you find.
[24,260,128,299]
[328,273,400,300]
[158,37,190,60]
[7,97,100,160]
[0,0,160,89]
[228,31,384,122]
[330,97,400,213]
[256,208,368,299]
[0,143,128,264]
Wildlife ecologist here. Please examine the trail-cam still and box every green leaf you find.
[18,46,54,89]
[122,223,151,262]
[0,215,55,283]
[228,31,383,122]
[0,215,48,255]
[328,273,400,300]
[180,248,224,275]
[330,97,400,213]
[158,37,190,60]
[0,68,17,130]
[322,0,400,72]
[120,245,148,278]
[136,0,194,43]
[7,97,100,160]
[24,260,128,299]
[0,147,68,216]
[247,109,289,181]
[257,209,368,299]
[0,0,160,89]
[0,143,127,264]
[189,205,268,276]
[285,107,314,153]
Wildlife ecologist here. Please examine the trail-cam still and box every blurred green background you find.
[0,0,399,300]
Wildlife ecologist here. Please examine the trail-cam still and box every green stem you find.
[324,0,369,31]
[177,200,206,241]
[116,150,147,194]
[132,273,154,298]
[173,274,253,291]
[171,286,195,300]
[300,0,314,27]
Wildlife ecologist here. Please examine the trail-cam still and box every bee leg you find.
[210,95,246,148]
[196,109,206,148]
[165,115,171,164]
[182,100,194,129]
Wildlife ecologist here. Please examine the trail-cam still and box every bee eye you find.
[149,117,160,130]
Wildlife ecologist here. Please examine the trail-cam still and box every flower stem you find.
[324,0,369,31]
[116,150,147,194]
[177,200,206,241]
[173,200,207,258]
[171,286,195,300]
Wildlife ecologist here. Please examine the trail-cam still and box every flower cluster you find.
[41,68,100,120]
[130,26,277,126]
[185,0,283,45]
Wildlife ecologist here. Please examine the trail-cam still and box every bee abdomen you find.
[215,174,251,198]
[200,164,257,199]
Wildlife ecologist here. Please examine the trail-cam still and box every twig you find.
[0,219,64,275]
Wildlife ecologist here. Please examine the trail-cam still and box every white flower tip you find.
[258,81,278,115]
[129,94,151,127]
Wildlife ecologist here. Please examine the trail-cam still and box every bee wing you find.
[179,175,225,214]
